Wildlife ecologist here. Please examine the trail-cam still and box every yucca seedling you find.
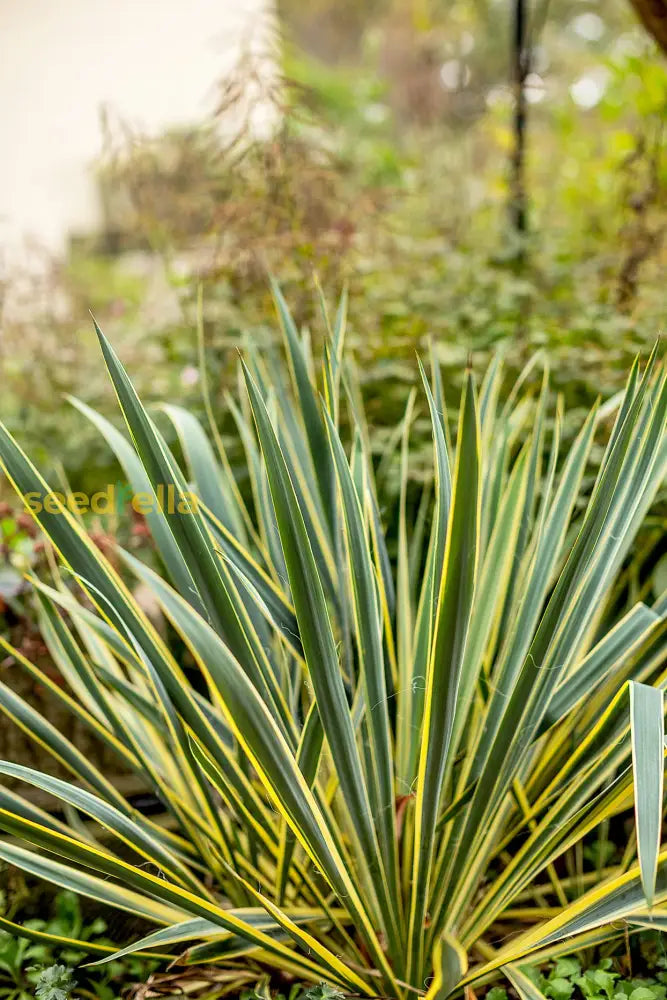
[0,285,665,1000]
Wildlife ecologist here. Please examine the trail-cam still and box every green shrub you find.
[0,290,664,997]
[2,38,665,503]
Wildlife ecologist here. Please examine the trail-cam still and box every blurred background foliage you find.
[0,0,665,498]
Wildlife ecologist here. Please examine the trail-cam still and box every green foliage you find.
[0,889,159,1000]
[1,27,664,502]
[487,989,511,1000]
[0,511,41,612]
[520,954,667,1000]
[33,966,76,1000]
[235,979,316,1000]
[0,931,38,1000]
[303,984,346,1000]
[0,292,664,997]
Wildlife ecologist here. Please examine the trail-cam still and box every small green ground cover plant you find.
[32,965,76,1000]
[0,889,158,999]
[528,956,665,1000]
[491,945,667,1000]
[0,287,664,999]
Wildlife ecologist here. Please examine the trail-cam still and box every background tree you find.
[627,0,667,53]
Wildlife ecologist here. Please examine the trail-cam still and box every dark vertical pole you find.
[510,0,528,240]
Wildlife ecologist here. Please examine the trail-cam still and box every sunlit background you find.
[0,0,275,257]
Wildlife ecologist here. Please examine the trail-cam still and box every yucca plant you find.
[0,286,665,1000]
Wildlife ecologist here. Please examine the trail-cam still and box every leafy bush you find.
[0,291,664,997]
[2,36,665,500]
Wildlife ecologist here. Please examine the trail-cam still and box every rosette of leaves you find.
[0,285,664,999]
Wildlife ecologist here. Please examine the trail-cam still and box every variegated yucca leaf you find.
[0,288,665,998]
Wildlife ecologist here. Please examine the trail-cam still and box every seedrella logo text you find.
[22,482,200,516]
